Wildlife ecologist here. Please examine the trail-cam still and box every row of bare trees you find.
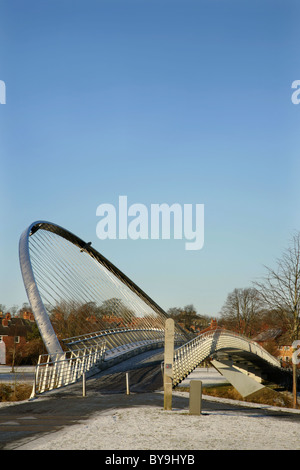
[167,304,210,332]
[50,298,137,339]
[0,298,138,366]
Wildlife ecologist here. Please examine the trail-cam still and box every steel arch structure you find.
[19,221,189,397]
[19,221,188,358]
[19,220,286,399]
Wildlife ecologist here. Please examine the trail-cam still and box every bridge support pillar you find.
[211,359,265,398]
[236,364,266,383]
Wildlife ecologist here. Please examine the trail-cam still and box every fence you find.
[30,342,106,398]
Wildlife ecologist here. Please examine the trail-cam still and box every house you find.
[252,328,297,367]
[0,311,35,365]
[276,331,298,366]
[196,318,219,334]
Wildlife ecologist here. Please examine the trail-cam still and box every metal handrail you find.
[63,328,186,353]
[30,327,185,399]
[63,327,186,346]
[30,342,106,398]
[170,328,281,387]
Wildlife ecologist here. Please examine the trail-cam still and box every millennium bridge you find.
[19,221,292,400]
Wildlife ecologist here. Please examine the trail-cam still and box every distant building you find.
[0,311,35,365]
[253,328,297,367]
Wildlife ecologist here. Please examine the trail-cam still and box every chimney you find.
[2,318,8,327]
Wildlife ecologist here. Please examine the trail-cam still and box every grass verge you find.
[0,383,32,402]
[175,383,296,409]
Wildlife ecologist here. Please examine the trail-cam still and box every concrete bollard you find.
[82,372,86,397]
[126,372,130,395]
[189,380,202,415]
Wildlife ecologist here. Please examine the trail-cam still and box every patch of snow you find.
[13,391,300,451]
[177,367,229,387]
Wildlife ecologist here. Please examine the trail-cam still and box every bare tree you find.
[254,232,300,408]
[167,305,210,332]
[220,287,263,336]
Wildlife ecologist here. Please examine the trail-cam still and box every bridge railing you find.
[30,342,106,399]
[171,328,281,387]
[30,328,187,398]
[63,327,186,357]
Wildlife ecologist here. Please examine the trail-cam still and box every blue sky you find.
[0,0,300,317]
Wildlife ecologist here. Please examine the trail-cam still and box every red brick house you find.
[0,311,35,365]
[252,328,298,367]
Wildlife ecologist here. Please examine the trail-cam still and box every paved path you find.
[0,366,35,383]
